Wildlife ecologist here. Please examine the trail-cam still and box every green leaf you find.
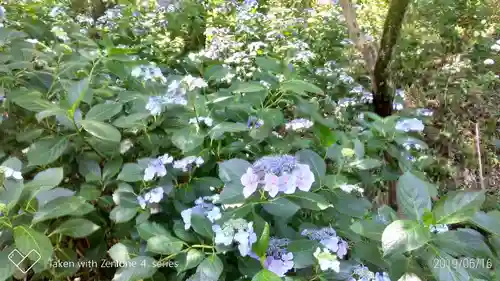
[137,222,171,241]
[281,79,323,96]
[85,102,122,121]
[0,179,23,211]
[397,171,432,221]
[287,239,319,268]
[32,196,89,223]
[252,269,282,281]
[117,163,144,182]
[433,229,493,259]
[231,82,266,93]
[78,159,102,182]
[103,157,123,181]
[110,206,137,223]
[113,113,149,128]
[255,57,282,73]
[172,127,205,153]
[176,249,205,272]
[262,197,300,218]
[147,235,184,255]
[218,159,251,183]
[80,120,121,143]
[350,220,386,241]
[24,167,64,195]
[27,136,69,166]
[51,218,100,238]
[111,256,157,281]
[433,191,486,224]
[252,222,270,258]
[196,255,223,280]
[191,215,214,239]
[68,78,92,105]
[286,191,332,211]
[108,243,131,263]
[218,182,245,204]
[381,220,431,257]
[469,211,500,236]
[11,92,55,112]
[347,158,383,170]
[296,149,325,181]
[426,251,470,281]
[14,226,54,268]
[209,122,248,139]
[0,250,16,281]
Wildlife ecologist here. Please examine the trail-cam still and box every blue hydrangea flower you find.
[144,154,173,181]
[146,96,164,116]
[137,187,164,209]
[0,6,6,18]
[181,195,221,229]
[247,116,264,129]
[302,227,348,259]
[375,272,391,281]
[349,265,375,281]
[212,218,257,257]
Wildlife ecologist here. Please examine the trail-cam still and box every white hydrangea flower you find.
[120,139,134,154]
[313,248,340,272]
[395,118,424,132]
[430,224,449,234]
[0,166,23,180]
[339,184,364,194]
[484,58,495,65]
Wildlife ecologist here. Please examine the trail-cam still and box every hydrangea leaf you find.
[111,256,157,281]
[14,226,54,269]
[51,218,100,238]
[433,190,485,224]
[252,269,282,281]
[382,220,431,257]
[397,171,432,222]
[27,136,69,166]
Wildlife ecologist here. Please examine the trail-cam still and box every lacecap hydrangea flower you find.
[137,187,164,209]
[314,247,340,272]
[257,237,294,277]
[348,265,392,281]
[301,227,348,259]
[0,166,23,181]
[181,195,221,230]
[144,154,173,181]
[146,80,188,115]
[241,155,315,198]
[212,218,257,257]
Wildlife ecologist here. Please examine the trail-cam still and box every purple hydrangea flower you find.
[173,156,204,172]
[247,116,264,129]
[261,238,294,277]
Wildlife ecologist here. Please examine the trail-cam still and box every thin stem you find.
[475,123,486,190]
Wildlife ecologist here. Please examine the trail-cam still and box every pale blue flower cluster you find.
[392,89,405,111]
[131,64,167,83]
[181,75,208,91]
[313,247,340,272]
[301,227,348,259]
[144,154,173,181]
[348,265,391,281]
[0,6,5,19]
[247,116,264,129]
[241,155,315,198]
[212,218,257,257]
[181,195,221,230]
[395,118,424,132]
[137,187,164,209]
[173,156,204,172]
[146,80,188,115]
[285,118,314,131]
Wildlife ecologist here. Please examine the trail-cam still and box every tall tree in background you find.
[339,0,411,210]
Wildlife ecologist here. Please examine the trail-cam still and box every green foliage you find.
[0,0,498,281]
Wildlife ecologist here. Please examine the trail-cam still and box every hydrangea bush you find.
[0,1,499,281]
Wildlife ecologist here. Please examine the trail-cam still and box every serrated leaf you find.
[252,222,270,258]
[172,127,205,153]
[191,215,214,239]
[14,226,53,268]
[52,218,100,238]
[262,197,300,218]
[117,163,144,182]
[147,235,184,255]
[27,136,69,166]
[195,255,223,281]
[32,196,89,223]
[80,120,121,143]
[110,206,137,223]
[433,191,486,224]
[281,79,323,96]
[397,171,432,221]
[252,269,282,281]
[232,82,266,93]
[382,220,431,257]
[85,102,122,121]
[209,122,248,139]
